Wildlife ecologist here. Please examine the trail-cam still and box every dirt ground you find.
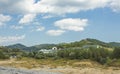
[0,59,120,74]
[49,67,120,74]
[31,66,120,74]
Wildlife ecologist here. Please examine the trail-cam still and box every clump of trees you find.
[0,51,9,59]
[112,47,120,59]
[57,48,111,64]
[0,47,25,59]
[23,47,120,65]
[27,51,46,59]
[27,47,120,65]
[1,46,120,65]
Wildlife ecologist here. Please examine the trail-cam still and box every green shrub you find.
[0,51,9,59]
[113,47,120,59]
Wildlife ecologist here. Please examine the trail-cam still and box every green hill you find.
[4,38,120,51]
[58,38,109,48]
[6,43,28,51]
[108,42,120,47]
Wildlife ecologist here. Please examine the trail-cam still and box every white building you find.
[39,47,58,53]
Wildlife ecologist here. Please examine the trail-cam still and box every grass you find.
[1,57,120,74]
[0,57,99,69]
[1,57,119,69]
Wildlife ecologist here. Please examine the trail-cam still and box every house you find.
[39,47,58,53]
[39,49,52,53]
[52,47,57,50]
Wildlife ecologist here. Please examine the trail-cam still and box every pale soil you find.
[0,59,120,74]
[0,59,26,64]
[32,66,120,74]
[47,67,120,74]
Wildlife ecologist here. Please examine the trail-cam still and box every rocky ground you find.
[1,66,120,74]
[0,59,120,74]
[50,67,120,74]
[0,66,62,74]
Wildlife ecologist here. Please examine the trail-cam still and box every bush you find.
[0,51,9,59]
[112,47,120,59]
[35,51,46,59]
[57,47,111,64]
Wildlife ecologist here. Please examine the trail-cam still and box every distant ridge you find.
[58,38,120,48]
[6,43,57,51]
[6,43,27,50]
[5,38,120,51]
[108,42,120,47]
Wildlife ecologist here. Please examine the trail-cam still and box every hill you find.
[6,43,57,51]
[6,43,27,51]
[58,38,109,48]
[4,38,120,51]
[108,42,120,47]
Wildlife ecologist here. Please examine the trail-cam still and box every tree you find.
[113,47,120,59]
[0,51,9,59]
[35,51,46,59]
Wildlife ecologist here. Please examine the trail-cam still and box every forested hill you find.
[6,44,57,51]
[58,38,108,48]
[108,42,120,47]
[58,38,120,48]
[4,38,120,51]
[6,43,27,50]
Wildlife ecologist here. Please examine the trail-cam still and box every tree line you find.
[0,46,120,65]
[26,47,120,64]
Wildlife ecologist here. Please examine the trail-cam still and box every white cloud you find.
[54,18,88,31]
[19,14,36,24]
[35,26,45,31]
[0,0,120,15]
[30,22,45,32]
[109,0,120,12]
[46,30,65,36]
[10,25,23,30]
[36,27,45,31]
[0,0,35,14]
[0,35,25,43]
[0,14,11,26]
[0,0,118,15]
[35,0,110,15]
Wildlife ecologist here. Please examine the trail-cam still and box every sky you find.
[0,0,120,46]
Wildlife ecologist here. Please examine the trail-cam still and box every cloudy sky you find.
[0,0,120,46]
